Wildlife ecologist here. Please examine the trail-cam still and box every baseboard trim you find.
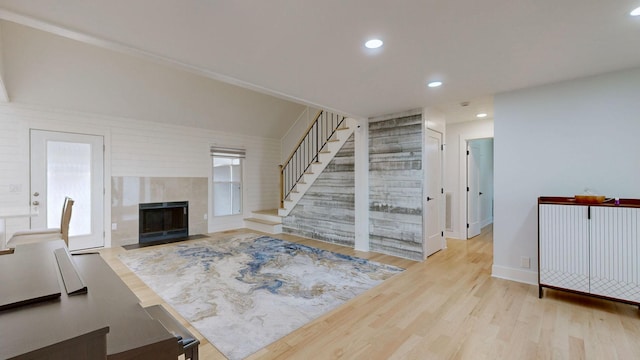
[491,265,537,285]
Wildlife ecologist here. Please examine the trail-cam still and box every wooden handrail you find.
[281,110,323,168]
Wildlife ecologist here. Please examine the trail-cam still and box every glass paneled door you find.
[30,130,104,250]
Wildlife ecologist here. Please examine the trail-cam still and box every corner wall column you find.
[354,118,369,251]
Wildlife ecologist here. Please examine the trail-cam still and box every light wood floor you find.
[100,226,640,359]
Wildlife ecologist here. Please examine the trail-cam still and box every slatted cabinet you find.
[538,197,640,306]
[590,206,640,302]
[539,204,590,293]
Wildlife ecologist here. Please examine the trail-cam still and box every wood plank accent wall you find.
[282,134,355,246]
[369,114,423,261]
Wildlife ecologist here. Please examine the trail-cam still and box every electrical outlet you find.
[520,256,531,268]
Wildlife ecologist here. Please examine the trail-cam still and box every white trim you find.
[0,75,9,102]
[458,130,494,240]
[19,109,112,249]
[491,265,538,285]
[369,108,422,123]
[354,118,369,252]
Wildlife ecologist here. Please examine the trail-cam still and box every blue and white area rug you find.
[119,233,404,360]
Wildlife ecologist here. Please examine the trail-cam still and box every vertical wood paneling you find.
[0,112,28,208]
[590,207,640,302]
[539,204,589,292]
[369,114,423,261]
[282,135,355,246]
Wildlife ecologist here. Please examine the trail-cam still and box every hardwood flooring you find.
[99,225,640,359]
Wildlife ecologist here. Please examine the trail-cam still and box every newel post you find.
[279,164,284,209]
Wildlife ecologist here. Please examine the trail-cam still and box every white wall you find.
[0,21,305,139]
[493,66,640,284]
[0,19,302,245]
[0,103,281,244]
[0,23,7,101]
[424,107,446,134]
[444,119,494,239]
[280,106,321,162]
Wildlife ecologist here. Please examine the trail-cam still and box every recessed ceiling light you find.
[365,39,383,49]
[631,6,640,16]
[476,113,488,118]
[427,81,443,88]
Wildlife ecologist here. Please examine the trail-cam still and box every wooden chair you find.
[7,197,74,248]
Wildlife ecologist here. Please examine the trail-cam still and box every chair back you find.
[60,197,74,246]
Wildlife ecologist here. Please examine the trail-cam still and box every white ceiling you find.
[0,1,639,122]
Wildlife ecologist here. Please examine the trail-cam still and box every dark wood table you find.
[0,240,177,359]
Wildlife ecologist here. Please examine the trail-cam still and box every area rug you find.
[118,233,404,360]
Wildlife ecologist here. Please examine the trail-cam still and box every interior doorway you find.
[466,138,494,239]
[424,129,444,258]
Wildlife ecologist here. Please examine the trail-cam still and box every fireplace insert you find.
[139,201,188,244]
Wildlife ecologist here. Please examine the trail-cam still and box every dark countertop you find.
[539,196,640,208]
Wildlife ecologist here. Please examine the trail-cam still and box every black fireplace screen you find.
[139,201,188,243]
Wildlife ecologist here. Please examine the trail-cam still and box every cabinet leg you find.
[538,286,543,299]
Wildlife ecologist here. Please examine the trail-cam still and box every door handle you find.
[32,200,40,205]
[427,197,433,201]
[33,192,40,197]
[479,192,483,195]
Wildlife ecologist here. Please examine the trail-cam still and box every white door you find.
[424,129,443,258]
[467,142,481,238]
[30,130,104,250]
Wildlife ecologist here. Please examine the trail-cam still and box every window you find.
[211,147,245,216]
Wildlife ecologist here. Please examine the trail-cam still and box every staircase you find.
[278,112,356,216]
[243,209,282,234]
[244,110,356,233]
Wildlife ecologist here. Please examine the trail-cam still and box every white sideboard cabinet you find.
[538,197,640,306]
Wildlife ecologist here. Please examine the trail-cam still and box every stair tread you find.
[244,217,281,226]
[279,119,356,217]
[254,209,279,216]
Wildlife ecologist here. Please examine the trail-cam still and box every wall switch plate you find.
[521,256,531,268]
[111,223,117,230]
[203,213,208,220]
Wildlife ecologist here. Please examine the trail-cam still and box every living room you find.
[1,2,640,359]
